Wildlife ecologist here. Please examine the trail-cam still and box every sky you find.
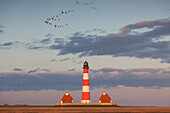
[0,0,170,106]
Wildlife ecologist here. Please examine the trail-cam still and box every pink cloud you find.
[0,68,170,91]
[119,19,170,34]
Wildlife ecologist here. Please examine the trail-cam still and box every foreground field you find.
[1,106,170,113]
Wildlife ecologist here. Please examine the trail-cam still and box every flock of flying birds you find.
[44,10,74,28]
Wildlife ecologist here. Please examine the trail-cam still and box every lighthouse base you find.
[81,100,91,103]
[56,102,117,106]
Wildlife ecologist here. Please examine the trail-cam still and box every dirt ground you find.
[1,107,170,113]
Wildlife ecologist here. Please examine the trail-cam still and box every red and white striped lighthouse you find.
[81,61,91,103]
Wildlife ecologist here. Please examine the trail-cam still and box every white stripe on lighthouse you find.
[83,73,89,79]
[81,100,90,103]
[82,86,89,92]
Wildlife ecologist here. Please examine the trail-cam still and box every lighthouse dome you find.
[83,61,89,68]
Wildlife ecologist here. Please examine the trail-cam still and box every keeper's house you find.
[61,92,73,104]
[99,92,112,103]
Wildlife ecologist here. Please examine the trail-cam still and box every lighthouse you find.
[81,61,91,103]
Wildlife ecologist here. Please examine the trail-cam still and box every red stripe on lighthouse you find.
[83,68,88,73]
[83,80,89,86]
[82,92,90,100]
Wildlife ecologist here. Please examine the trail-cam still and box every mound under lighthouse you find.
[81,61,91,103]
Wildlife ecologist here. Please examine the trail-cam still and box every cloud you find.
[48,18,170,63]
[45,33,53,38]
[67,68,76,71]
[0,41,19,49]
[91,6,98,10]
[76,0,79,5]
[13,68,22,72]
[0,30,3,33]
[1,18,170,63]
[84,28,106,34]
[40,38,51,44]
[27,46,44,49]
[0,25,4,33]
[0,42,13,46]
[119,19,170,35]
[0,25,4,28]
[24,34,55,49]
[27,68,50,73]
[82,2,94,6]
[38,34,54,44]
[0,68,170,91]
[76,0,98,10]
[90,68,170,88]
[50,59,56,62]
[59,57,70,62]
[0,33,55,50]
[72,60,83,64]
[0,71,81,91]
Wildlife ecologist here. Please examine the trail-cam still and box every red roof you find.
[99,92,111,103]
[61,92,73,103]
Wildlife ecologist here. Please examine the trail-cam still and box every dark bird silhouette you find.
[44,21,49,24]
[44,9,74,29]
